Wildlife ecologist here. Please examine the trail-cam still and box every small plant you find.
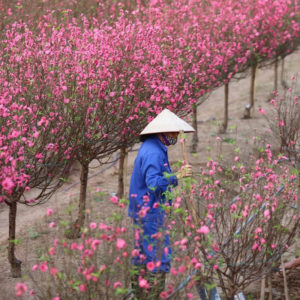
[263,75,300,162]
[28,228,40,240]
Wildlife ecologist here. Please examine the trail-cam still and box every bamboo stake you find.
[180,132,198,224]
[281,256,290,300]
[260,277,265,300]
[180,136,188,164]
[268,276,272,300]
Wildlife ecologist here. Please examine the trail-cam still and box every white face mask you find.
[161,133,178,146]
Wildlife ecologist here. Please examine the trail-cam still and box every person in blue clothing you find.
[128,109,195,300]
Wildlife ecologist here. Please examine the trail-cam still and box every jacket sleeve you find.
[141,153,178,195]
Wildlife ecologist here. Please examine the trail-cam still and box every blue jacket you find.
[128,135,178,272]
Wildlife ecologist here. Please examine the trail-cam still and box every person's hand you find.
[177,164,193,179]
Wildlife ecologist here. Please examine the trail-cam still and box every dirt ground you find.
[0,50,300,299]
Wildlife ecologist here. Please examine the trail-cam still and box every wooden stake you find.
[260,277,265,300]
[281,256,290,300]
[180,134,188,164]
[268,276,272,300]
[180,132,198,224]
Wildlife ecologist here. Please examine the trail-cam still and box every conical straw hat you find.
[140,109,195,135]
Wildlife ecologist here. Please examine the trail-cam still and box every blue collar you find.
[149,135,168,153]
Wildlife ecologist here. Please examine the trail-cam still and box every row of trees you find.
[0,0,299,277]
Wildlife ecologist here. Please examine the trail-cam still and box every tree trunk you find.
[250,64,257,110]
[117,147,127,199]
[67,162,89,238]
[191,104,198,153]
[8,201,22,277]
[220,82,229,133]
[228,283,236,300]
[243,64,257,119]
[274,56,278,92]
[124,148,128,198]
[281,57,288,89]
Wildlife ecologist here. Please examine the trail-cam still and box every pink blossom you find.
[31,264,39,271]
[99,223,108,230]
[260,238,266,245]
[160,291,168,299]
[50,268,58,276]
[33,131,39,138]
[46,208,54,216]
[132,249,139,257]
[139,276,149,289]
[116,238,127,250]
[91,239,101,250]
[153,202,160,208]
[171,268,178,276]
[197,225,210,235]
[49,222,55,228]
[138,207,149,218]
[99,265,106,272]
[195,263,203,269]
[110,196,118,204]
[264,209,270,219]
[113,281,122,289]
[79,284,86,292]
[146,261,155,271]
[254,227,262,234]
[40,262,48,272]
[71,243,78,250]
[89,222,97,230]
[252,242,260,251]
[230,203,237,213]
[179,265,187,273]
[15,283,28,296]
[1,177,15,192]
[187,293,194,299]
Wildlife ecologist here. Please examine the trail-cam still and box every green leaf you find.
[204,282,216,291]
[110,213,122,222]
[9,238,21,245]
[64,203,75,214]
[173,208,186,215]
[60,220,70,227]
[59,177,68,182]
[222,137,236,145]
[57,272,65,279]
[28,228,40,240]
[116,288,129,295]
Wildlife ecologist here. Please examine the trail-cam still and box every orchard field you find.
[0,1,300,299]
